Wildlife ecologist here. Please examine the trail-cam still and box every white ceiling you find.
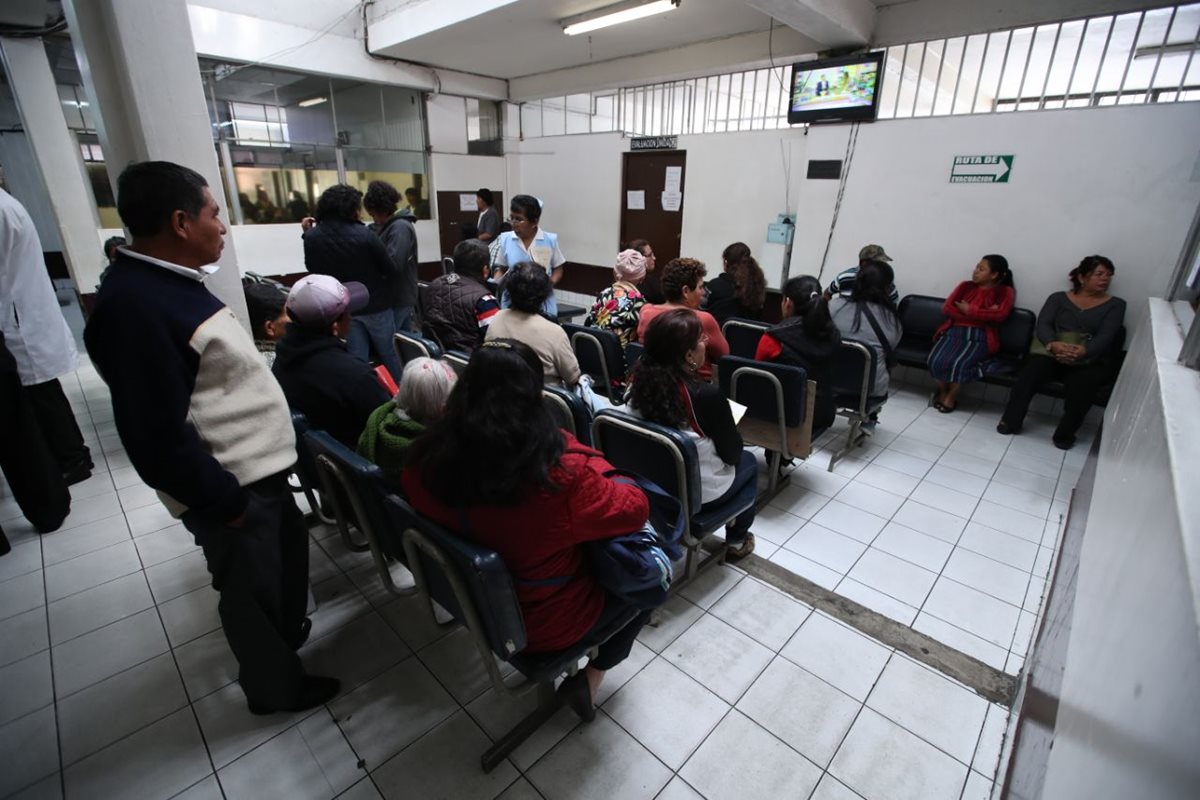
[373,0,786,80]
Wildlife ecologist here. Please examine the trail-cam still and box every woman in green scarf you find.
[357,357,456,484]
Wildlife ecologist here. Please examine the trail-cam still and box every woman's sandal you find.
[936,401,956,413]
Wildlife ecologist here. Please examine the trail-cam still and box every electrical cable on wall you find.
[815,120,861,284]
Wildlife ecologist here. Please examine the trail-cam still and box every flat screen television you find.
[787,52,885,125]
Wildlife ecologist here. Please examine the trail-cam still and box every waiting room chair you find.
[442,350,470,376]
[624,342,645,370]
[721,318,769,360]
[543,385,593,446]
[716,355,817,503]
[562,323,626,402]
[290,412,335,527]
[394,331,444,369]
[894,295,947,369]
[303,430,416,596]
[828,339,886,472]
[591,409,757,584]
[389,494,640,772]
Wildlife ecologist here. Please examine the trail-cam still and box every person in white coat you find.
[0,188,93,487]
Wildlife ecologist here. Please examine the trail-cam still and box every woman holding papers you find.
[626,309,757,561]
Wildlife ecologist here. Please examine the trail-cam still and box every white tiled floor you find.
[0,348,1086,798]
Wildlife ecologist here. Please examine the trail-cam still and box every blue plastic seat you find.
[590,409,757,582]
[721,317,769,360]
[829,339,887,471]
[542,385,593,446]
[393,330,444,368]
[387,495,638,772]
[563,323,627,401]
[303,430,415,596]
[717,355,815,501]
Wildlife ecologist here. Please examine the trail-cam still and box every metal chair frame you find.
[725,363,816,503]
[828,339,885,472]
[566,326,624,403]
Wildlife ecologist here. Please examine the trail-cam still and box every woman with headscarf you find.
[585,248,648,349]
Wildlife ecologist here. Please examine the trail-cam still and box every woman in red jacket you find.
[400,338,650,718]
[928,255,1015,412]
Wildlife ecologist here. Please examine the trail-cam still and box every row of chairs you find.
[894,294,1126,405]
[288,396,758,771]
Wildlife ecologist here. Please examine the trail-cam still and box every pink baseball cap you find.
[285,274,369,327]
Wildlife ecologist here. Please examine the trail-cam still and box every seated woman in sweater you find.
[828,261,903,437]
[627,309,757,560]
[928,254,1015,413]
[401,339,652,719]
[703,241,767,326]
[636,258,730,381]
[755,275,842,431]
[999,255,1125,449]
[357,357,456,486]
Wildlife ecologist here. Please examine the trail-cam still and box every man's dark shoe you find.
[557,672,595,722]
[64,459,95,486]
[290,618,313,650]
[247,675,340,716]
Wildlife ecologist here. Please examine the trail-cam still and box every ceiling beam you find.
[745,0,875,49]
[367,0,519,55]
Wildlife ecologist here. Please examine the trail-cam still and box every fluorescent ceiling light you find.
[561,0,679,36]
[298,96,328,107]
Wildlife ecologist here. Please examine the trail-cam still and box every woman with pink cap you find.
[584,248,649,350]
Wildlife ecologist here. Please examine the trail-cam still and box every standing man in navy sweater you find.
[84,161,339,714]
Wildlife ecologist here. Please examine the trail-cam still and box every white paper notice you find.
[664,166,682,193]
[626,190,645,210]
[459,193,477,212]
[661,191,682,212]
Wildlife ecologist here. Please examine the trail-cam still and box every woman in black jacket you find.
[755,275,842,431]
[627,309,757,560]
[703,242,767,326]
[302,184,403,382]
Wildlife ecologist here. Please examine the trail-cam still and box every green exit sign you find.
[950,155,1013,183]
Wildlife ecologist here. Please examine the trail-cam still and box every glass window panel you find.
[954,34,987,114]
[934,37,966,115]
[1123,7,1179,91]
[343,147,428,218]
[1149,5,1198,91]
[1043,20,1086,99]
[913,40,942,116]
[331,84,386,149]
[1094,12,1143,95]
[878,45,907,118]
[996,27,1034,106]
[1017,25,1060,103]
[521,102,543,138]
[231,144,340,225]
[1070,16,1114,95]
[380,85,424,150]
[593,95,616,132]
[57,85,85,129]
[974,32,1011,111]
[542,96,566,136]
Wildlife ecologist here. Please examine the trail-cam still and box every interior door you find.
[619,150,686,265]
[434,190,504,260]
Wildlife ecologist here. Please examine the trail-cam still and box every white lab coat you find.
[0,188,78,386]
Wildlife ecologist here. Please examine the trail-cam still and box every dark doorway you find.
[619,151,686,265]
[434,190,504,260]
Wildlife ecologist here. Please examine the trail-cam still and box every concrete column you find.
[0,36,103,292]
[61,0,249,326]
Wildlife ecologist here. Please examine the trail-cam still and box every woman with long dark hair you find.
[999,255,1125,449]
[627,309,757,560]
[829,261,902,435]
[704,242,767,326]
[755,275,842,430]
[401,340,651,717]
[928,255,1015,412]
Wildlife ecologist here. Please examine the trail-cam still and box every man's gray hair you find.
[395,357,456,424]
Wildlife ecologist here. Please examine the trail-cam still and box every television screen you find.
[788,52,885,125]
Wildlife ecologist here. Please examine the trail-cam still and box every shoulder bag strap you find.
[861,305,897,368]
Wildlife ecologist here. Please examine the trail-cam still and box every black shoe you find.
[557,672,596,722]
[1052,435,1075,450]
[290,618,313,650]
[996,421,1016,436]
[247,675,340,716]
[64,460,95,486]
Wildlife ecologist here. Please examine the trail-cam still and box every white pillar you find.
[61,0,249,326]
[0,36,103,293]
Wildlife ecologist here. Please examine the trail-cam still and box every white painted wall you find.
[507,103,1200,342]
[1038,298,1200,798]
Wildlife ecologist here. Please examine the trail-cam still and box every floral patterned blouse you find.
[585,282,646,349]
